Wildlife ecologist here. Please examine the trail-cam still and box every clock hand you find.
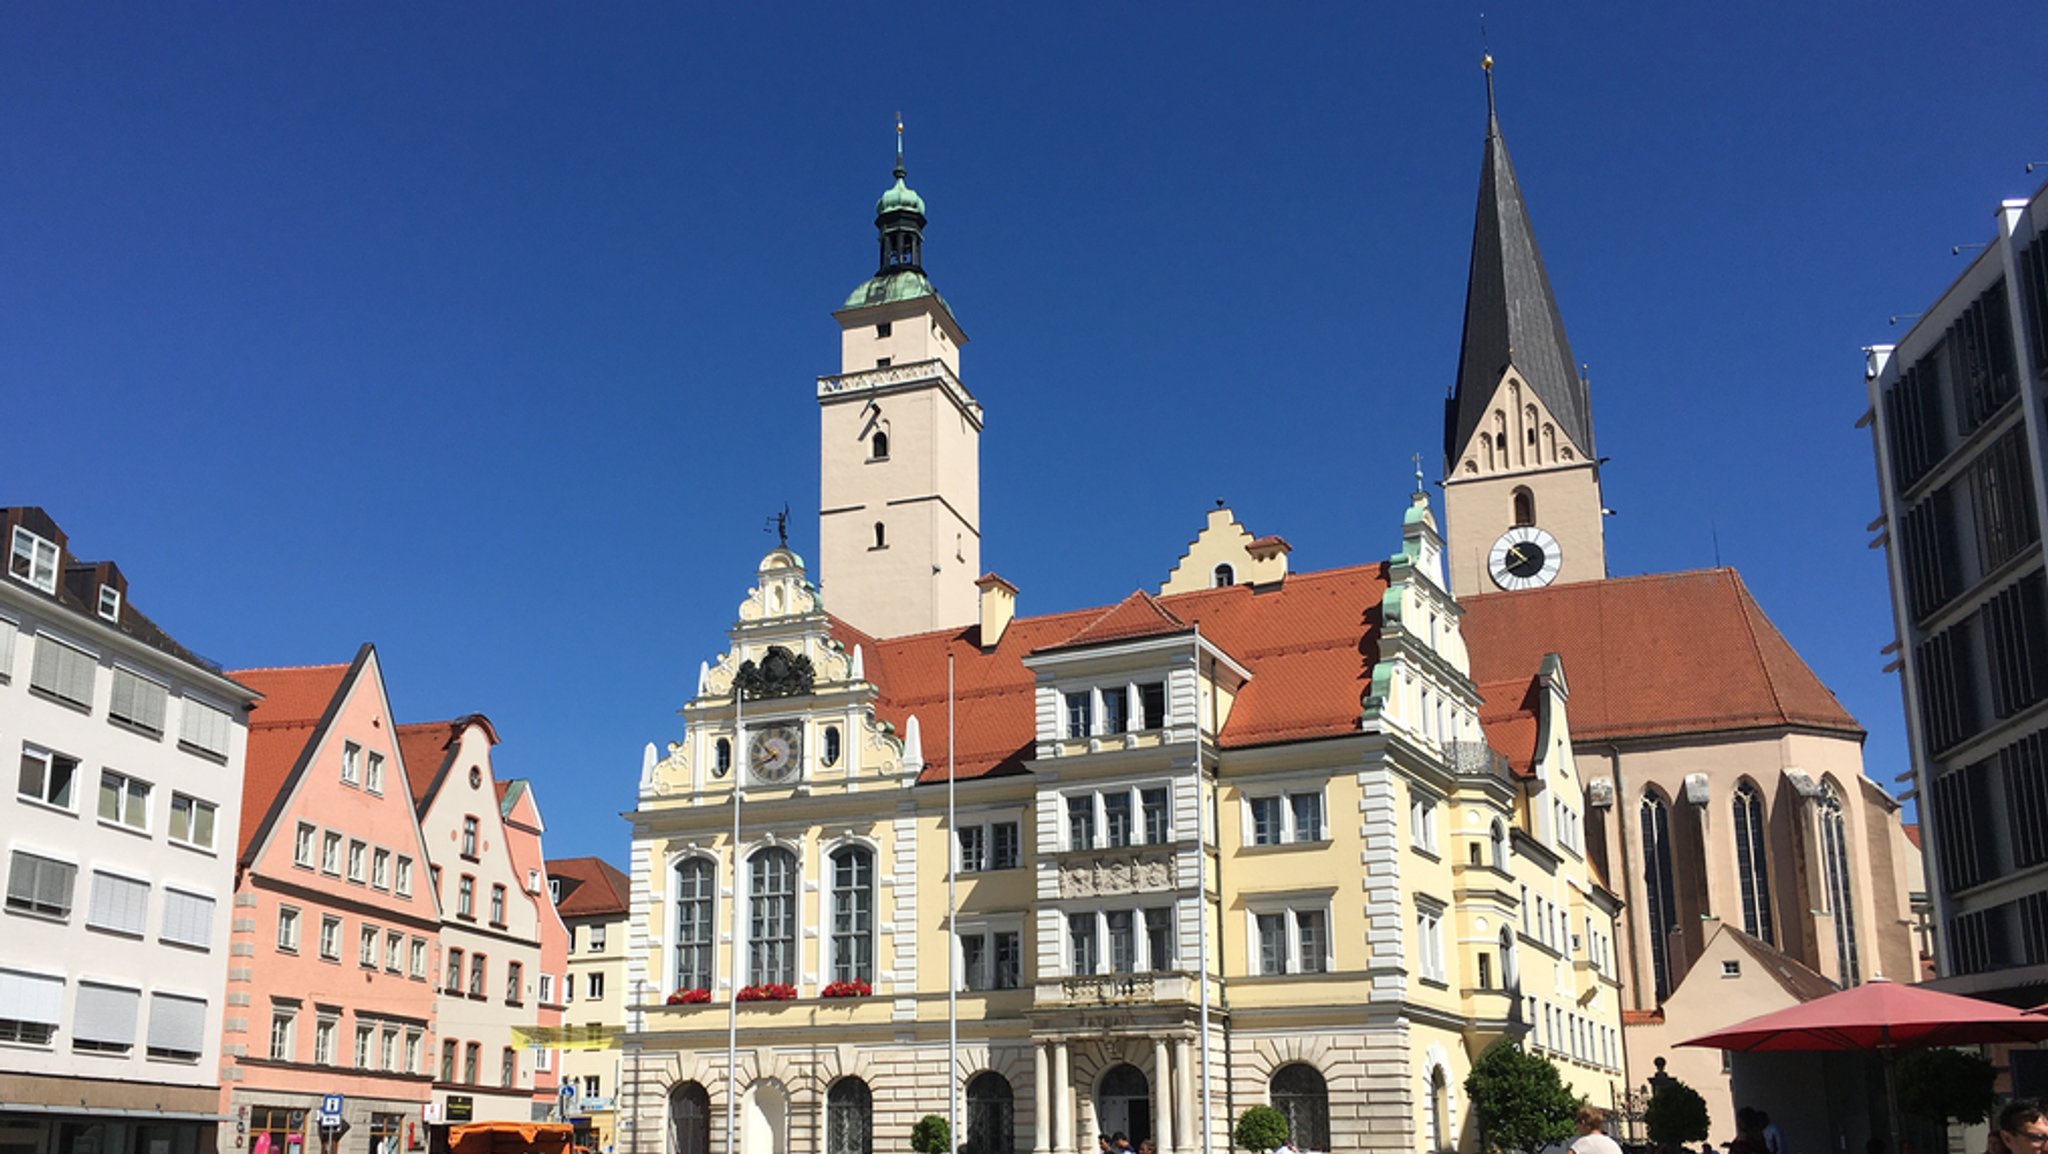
[1505,544,1529,567]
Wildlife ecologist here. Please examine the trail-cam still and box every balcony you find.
[1038,972,1201,1007]
[1445,740,1514,782]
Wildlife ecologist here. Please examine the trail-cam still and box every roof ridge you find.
[229,661,352,676]
[1723,570,1793,724]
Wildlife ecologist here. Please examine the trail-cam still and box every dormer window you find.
[1212,564,1234,588]
[97,585,122,621]
[9,527,58,594]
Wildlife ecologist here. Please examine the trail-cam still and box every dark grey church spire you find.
[1445,54,1593,471]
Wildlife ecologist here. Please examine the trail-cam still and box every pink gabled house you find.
[223,645,442,1154]
[495,778,569,1118]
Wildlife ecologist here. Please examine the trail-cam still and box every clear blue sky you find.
[7,5,2044,864]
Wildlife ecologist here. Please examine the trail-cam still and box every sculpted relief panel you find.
[1060,852,1174,898]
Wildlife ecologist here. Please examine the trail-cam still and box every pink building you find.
[223,646,443,1154]
[495,780,569,1118]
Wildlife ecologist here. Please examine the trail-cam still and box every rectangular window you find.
[960,927,1024,991]
[1298,909,1328,974]
[1250,796,1284,846]
[10,527,59,593]
[405,1030,422,1075]
[1256,908,1327,975]
[71,982,139,1054]
[169,794,216,850]
[278,906,301,952]
[590,924,607,951]
[1291,792,1324,842]
[506,961,523,1004]
[1107,910,1136,973]
[1067,795,1095,850]
[458,875,475,918]
[360,925,378,968]
[372,849,390,890]
[97,770,151,831]
[1103,792,1133,848]
[31,635,95,709]
[18,746,79,809]
[347,840,366,883]
[538,973,555,1004]
[381,1026,397,1072]
[462,816,479,858]
[490,883,506,925]
[319,915,341,960]
[441,1039,457,1082]
[587,972,604,1000]
[269,1008,295,1062]
[1064,690,1092,739]
[0,615,15,682]
[5,852,77,918]
[321,831,341,875]
[98,585,122,621]
[1145,906,1174,970]
[365,752,384,795]
[385,930,403,973]
[992,821,1021,869]
[1411,796,1439,854]
[958,825,987,872]
[395,856,413,897]
[161,889,214,948]
[1257,912,1287,975]
[1415,906,1443,982]
[501,1047,517,1088]
[446,948,464,991]
[1139,682,1166,729]
[961,932,989,991]
[1141,788,1170,844]
[1068,913,1098,975]
[341,742,360,786]
[410,937,427,979]
[0,966,63,1045]
[87,870,149,936]
[1100,686,1129,734]
[469,954,485,997]
[464,1042,480,1085]
[109,667,169,737]
[314,1016,336,1066]
[355,1024,372,1069]
[179,698,233,760]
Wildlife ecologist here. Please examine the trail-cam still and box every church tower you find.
[1442,59,1607,596]
[817,127,983,638]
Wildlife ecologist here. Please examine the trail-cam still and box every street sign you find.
[317,1096,345,1128]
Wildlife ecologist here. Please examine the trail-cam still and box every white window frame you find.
[1415,898,1447,984]
[10,527,59,593]
[347,839,366,884]
[97,768,152,832]
[395,856,413,897]
[956,918,1025,991]
[18,745,80,811]
[341,742,361,786]
[318,915,341,961]
[269,1006,296,1062]
[1246,896,1334,976]
[278,906,301,952]
[314,1014,337,1066]
[97,584,121,621]
[955,815,1024,872]
[1410,792,1441,855]
[359,924,378,968]
[372,848,390,891]
[410,937,427,980]
[86,868,151,937]
[169,793,216,851]
[365,751,384,795]
[1243,786,1326,847]
[321,831,341,875]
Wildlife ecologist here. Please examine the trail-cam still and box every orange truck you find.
[446,1122,576,1154]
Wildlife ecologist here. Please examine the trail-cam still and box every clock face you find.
[1488,526,1563,591]
[748,724,801,784]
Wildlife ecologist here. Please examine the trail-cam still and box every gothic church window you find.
[1731,782,1774,944]
[1819,783,1860,984]
[1641,793,1679,1001]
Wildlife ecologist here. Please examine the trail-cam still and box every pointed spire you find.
[1445,54,1593,472]
[894,112,906,181]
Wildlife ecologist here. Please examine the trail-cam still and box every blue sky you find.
[6,5,2045,863]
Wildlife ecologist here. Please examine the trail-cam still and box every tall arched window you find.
[870,430,889,460]
[826,1078,872,1154]
[1499,925,1518,990]
[1820,784,1860,984]
[1213,564,1235,588]
[964,1072,1014,1154]
[667,1082,710,1154]
[1731,783,1774,944]
[829,845,874,983]
[1641,793,1679,1001]
[1270,1063,1330,1152]
[748,847,798,986]
[674,858,715,992]
[1512,487,1536,527]
[1427,1065,1451,1154]
[714,739,731,777]
[1492,819,1509,870]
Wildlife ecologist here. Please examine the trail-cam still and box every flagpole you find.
[725,688,744,1154]
[1193,622,1214,1154]
[947,649,960,1152]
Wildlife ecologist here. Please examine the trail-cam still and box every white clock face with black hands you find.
[1489,526,1562,590]
[748,724,801,784]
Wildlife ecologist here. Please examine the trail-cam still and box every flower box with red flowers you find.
[736,983,798,1002]
[819,980,872,999]
[664,987,711,1005]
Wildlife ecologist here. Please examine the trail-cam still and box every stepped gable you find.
[1461,569,1861,742]
[846,563,1391,784]
[229,659,354,860]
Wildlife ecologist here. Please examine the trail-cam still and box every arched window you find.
[667,1082,710,1154]
[873,522,887,549]
[1731,783,1774,944]
[673,858,715,993]
[1270,1063,1330,1152]
[747,847,798,986]
[822,726,841,768]
[714,739,731,777]
[1512,487,1536,528]
[1820,784,1860,984]
[826,1078,872,1154]
[1427,1065,1451,1154]
[964,1072,1015,1154]
[1499,925,1518,990]
[1491,819,1509,870]
[870,430,889,460]
[1641,793,1679,1001]
[829,845,874,984]
[1213,564,1235,588]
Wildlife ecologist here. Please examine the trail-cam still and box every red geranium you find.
[736,983,798,1002]
[664,987,711,1005]
[820,980,872,999]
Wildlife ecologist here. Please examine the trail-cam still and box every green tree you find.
[1644,1079,1710,1149]
[910,1115,950,1154]
[1896,1048,1997,1127]
[1464,1041,1580,1154]
[1234,1106,1290,1152]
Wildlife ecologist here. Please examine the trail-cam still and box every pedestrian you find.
[1114,1134,1133,1154]
[1758,1111,1785,1154]
[1138,1142,1156,1154]
[1994,1100,2048,1154]
[1570,1106,1623,1154]
[1730,1109,1767,1154]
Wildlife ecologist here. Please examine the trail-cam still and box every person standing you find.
[1570,1106,1624,1154]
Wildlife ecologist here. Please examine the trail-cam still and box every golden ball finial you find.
[1482,52,1494,72]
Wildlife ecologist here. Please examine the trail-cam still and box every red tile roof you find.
[842,564,1390,783]
[1476,677,1540,778]
[1903,823,1922,850]
[395,721,458,811]
[1056,590,1187,649]
[545,857,631,918]
[1622,1009,1665,1026]
[1461,569,1861,742]
[229,660,355,861]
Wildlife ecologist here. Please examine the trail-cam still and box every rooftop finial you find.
[894,112,906,180]
[1412,452,1425,492]
[1480,17,1497,125]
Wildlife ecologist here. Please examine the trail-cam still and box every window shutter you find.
[31,635,96,707]
[0,968,63,1024]
[72,983,140,1047]
[0,616,16,678]
[161,890,214,948]
[180,699,232,758]
[111,668,168,735]
[88,872,149,936]
[147,993,208,1056]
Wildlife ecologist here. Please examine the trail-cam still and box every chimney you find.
[975,572,1018,648]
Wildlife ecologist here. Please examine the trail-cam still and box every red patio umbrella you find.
[1679,977,2048,1149]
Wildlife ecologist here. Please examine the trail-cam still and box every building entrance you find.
[1095,1065,1150,1147]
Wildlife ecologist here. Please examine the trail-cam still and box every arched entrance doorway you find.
[1095,1064,1150,1147]
[667,1082,709,1154]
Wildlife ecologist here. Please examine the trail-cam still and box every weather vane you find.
[1412,452,1425,492]
[765,504,790,547]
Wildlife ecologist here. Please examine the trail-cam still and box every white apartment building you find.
[0,507,256,1154]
